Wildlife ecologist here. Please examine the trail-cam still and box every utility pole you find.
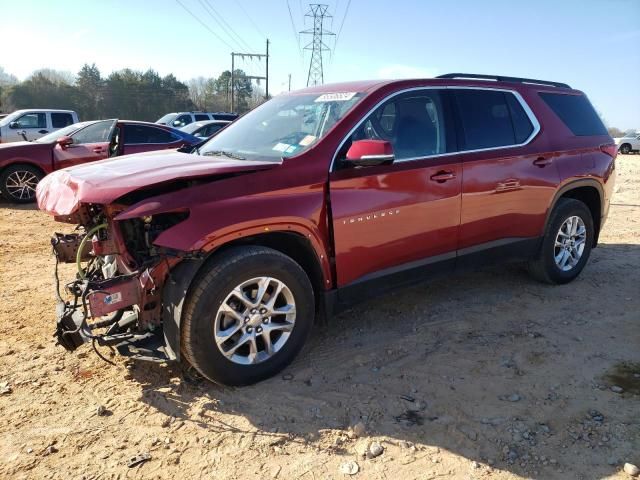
[288,74,292,91]
[230,39,270,112]
[300,4,334,87]
[265,38,269,99]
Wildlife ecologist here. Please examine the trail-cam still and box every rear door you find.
[330,89,461,293]
[452,88,558,261]
[121,124,186,155]
[53,120,116,169]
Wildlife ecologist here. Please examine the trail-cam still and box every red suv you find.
[37,74,616,385]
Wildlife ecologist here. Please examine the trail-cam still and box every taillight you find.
[600,143,617,158]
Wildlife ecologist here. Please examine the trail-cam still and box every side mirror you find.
[345,140,394,166]
[57,136,74,149]
[172,120,182,127]
[9,121,19,129]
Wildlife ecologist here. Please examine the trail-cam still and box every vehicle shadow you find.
[0,198,38,210]
[127,242,640,479]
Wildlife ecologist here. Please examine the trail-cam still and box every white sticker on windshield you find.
[273,142,291,152]
[299,135,316,146]
[314,92,357,102]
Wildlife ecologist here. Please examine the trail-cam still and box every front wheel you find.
[0,164,44,203]
[619,143,631,155]
[181,246,315,386]
[528,198,594,284]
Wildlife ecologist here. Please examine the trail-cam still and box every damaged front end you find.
[51,204,190,362]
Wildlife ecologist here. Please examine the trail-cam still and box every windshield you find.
[36,122,90,143]
[181,122,207,134]
[198,92,364,161]
[156,113,177,125]
[0,111,22,127]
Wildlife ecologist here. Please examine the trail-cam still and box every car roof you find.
[12,108,76,113]
[288,77,579,97]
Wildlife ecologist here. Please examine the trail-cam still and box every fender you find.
[0,157,51,176]
[544,177,604,240]
[189,220,333,288]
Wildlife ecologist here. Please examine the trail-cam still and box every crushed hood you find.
[36,150,280,216]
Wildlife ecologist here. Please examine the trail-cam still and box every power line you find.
[234,0,267,39]
[174,0,235,51]
[334,0,351,52]
[200,0,254,52]
[286,0,303,59]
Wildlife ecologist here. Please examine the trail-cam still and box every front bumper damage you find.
[51,231,177,363]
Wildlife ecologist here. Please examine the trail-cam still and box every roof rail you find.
[436,73,571,89]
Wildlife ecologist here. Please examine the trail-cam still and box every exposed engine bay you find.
[51,204,190,363]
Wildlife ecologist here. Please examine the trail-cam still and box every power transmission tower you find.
[300,4,334,87]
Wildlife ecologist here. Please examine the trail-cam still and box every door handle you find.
[533,156,553,167]
[38,129,48,134]
[430,171,456,182]
[93,147,104,153]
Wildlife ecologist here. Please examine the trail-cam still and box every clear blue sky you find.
[1,0,638,128]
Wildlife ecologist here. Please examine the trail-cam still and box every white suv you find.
[0,109,79,143]
[156,111,238,128]
[615,132,640,154]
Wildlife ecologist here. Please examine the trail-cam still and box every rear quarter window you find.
[539,92,607,136]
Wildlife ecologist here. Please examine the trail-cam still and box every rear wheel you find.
[528,198,594,284]
[0,164,43,203]
[619,143,631,154]
[181,246,315,386]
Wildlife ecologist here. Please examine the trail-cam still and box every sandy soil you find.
[0,155,638,480]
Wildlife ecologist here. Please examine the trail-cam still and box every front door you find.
[54,120,116,169]
[330,89,461,292]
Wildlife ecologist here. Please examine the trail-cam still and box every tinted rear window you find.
[454,90,516,150]
[539,92,607,136]
[51,112,74,128]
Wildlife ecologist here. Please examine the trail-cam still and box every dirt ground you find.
[0,155,638,480]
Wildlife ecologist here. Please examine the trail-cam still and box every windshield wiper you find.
[202,150,246,160]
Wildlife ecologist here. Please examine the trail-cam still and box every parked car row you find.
[0,119,201,202]
[156,111,238,128]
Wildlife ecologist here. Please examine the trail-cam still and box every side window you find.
[206,124,224,136]
[194,114,209,121]
[124,125,178,144]
[505,94,534,143]
[454,90,515,150]
[13,112,46,129]
[51,113,74,128]
[538,92,607,136]
[71,121,113,144]
[345,90,449,161]
[173,114,192,127]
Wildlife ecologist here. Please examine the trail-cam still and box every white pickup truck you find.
[615,132,640,154]
[0,109,79,143]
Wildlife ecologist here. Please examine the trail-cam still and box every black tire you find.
[0,164,44,203]
[181,246,315,386]
[528,198,594,285]
[619,143,631,155]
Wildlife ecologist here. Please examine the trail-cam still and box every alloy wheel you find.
[5,170,39,201]
[554,215,587,272]
[214,277,296,365]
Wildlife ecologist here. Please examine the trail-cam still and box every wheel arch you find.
[0,161,47,177]
[546,179,603,247]
[161,229,330,362]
